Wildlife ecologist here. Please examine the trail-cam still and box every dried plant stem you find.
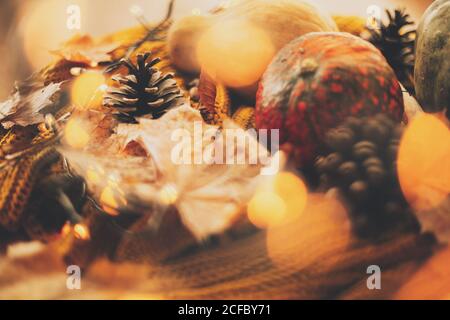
[105,0,176,73]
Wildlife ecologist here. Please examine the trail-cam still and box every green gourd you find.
[414,0,450,120]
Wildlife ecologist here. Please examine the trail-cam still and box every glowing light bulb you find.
[73,223,90,240]
[100,186,118,209]
[86,168,103,185]
[100,185,127,216]
[64,118,90,149]
[71,71,107,109]
[158,184,179,205]
[248,172,308,228]
[247,191,286,228]
[70,67,85,76]
[61,222,73,237]
[274,172,308,222]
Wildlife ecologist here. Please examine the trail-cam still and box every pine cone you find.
[315,114,420,239]
[366,9,416,95]
[104,52,184,123]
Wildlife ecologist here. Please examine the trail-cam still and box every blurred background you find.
[0,0,433,99]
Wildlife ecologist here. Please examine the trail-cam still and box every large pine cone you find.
[314,114,420,239]
[104,52,184,123]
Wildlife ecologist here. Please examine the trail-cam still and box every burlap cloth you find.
[0,199,437,300]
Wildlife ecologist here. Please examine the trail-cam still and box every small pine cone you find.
[104,52,184,123]
[315,114,420,239]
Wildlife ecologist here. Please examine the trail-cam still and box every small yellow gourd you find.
[168,0,337,100]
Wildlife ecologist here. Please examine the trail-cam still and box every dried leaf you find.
[197,72,231,125]
[0,82,62,129]
[52,34,118,66]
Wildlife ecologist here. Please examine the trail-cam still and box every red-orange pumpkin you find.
[256,32,404,167]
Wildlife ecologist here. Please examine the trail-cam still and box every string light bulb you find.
[71,71,107,109]
[73,223,90,240]
[158,183,179,206]
[248,172,308,228]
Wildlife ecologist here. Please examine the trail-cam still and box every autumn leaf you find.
[52,34,119,67]
[197,71,231,125]
[0,82,62,129]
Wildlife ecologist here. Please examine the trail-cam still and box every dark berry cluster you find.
[315,114,420,238]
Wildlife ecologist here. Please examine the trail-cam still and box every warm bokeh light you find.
[100,186,120,212]
[158,183,179,206]
[247,172,308,228]
[100,183,127,216]
[86,167,104,185]
[62,221,90,240]
[274,172,308,219]
[248,191,287,228]
[73,223,91,240]
[197,19,274,89]
[398,114,450,211]
[71,71,107,109]
[61,222,73,238]
[20,0,89,69]
[266,194,351,269]
[64,118,91,149]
